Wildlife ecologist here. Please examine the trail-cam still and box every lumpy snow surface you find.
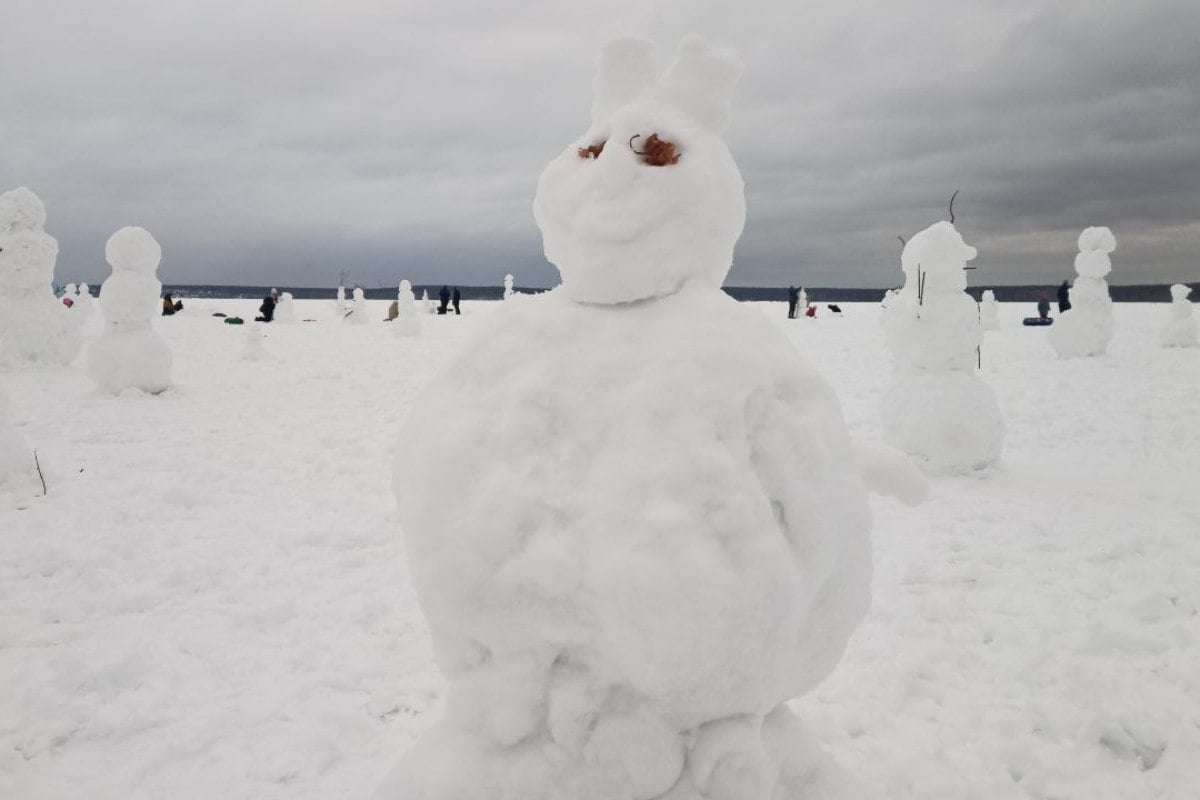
[382,286,872,799]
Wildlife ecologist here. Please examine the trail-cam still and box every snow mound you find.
[380,36,873,800]
[0,187,82,366]
[1050,227,1117,358]
[0,381,31,486]
[275,292,296,323]
[87,227,171,394]
[881,221,1004,473]
[1161,283,1197,348]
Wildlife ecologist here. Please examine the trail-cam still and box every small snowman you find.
[335,284,347,314]
[61,283,78,308]
[275,291,296,323]
[87,227,172,394]
[75,283,95,317]
[503,273,515,300]
[980,289,1000,330]
[881,218,1005,473]
[394,280,420,337]
[1048,226,1116,357]
[1161,283,1197,348]
[421,289,434,314]
[378,36,879,800]
[0,187,83,366]
[347,286,368,324]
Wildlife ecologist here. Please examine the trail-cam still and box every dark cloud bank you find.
[3,0,1198,290]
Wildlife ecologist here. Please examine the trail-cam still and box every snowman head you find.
[353,287,365,301]
[534,36,746,305]
[0,187,47,234]
[106,227,162,275]
[1170,283,1192,302]
[900,221,976,296]
[399,279,412,293]
[1074,226,1116,279]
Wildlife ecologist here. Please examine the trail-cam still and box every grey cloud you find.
[2,0,1197,290]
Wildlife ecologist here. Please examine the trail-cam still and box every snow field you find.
[0,298,1197,799]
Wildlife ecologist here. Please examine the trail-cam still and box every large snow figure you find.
[0,187,82,366]
[1161,283,1197,348]
[979,289,999,330]
[394,280,420,337]
[87,227,172,395]
[503,273,515,299]
[378,36,874,800]
[1048,227,1116,358]
[347,287,368,324]
[881,221,1005,473]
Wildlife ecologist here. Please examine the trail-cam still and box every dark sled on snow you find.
[1022,317,1053,326]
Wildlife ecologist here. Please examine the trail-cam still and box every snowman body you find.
[503,273,515,299]
[1161,283,1197,348]
[1049,227,1116,357]
[348,287,368,324]
[87,227,172,394]
[881,222,1004,473]
[0,187,82,366]
[380,37,873,800]
[274,291,296,323]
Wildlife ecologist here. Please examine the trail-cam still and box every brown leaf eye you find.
[628,133,680,166]
[577,141,606,159]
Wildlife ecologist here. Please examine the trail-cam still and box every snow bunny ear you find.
[661,35,744,134]
[590,36,656,127]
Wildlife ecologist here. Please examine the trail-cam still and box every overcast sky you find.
[3,0,1198,289]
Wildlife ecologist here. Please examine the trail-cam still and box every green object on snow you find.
[224,316,244,325]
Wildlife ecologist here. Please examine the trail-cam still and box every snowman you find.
[378,36,883,800]
[87,227,172,394]
[346,286,368,324]
[75,282,95,317]
[503,273,515,299]
[0,187,83,366]
[1048,227,1116,357]
[62,282,78,308]
[979,289,999,330]
[275,291,296,323]
[421,289,434,315]
[880,220,1005,473]
[1161,283,1197,348]
[394,280,420,337]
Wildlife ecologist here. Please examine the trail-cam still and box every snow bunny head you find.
[534,36,746,304]
[900,220,977,296]
[106,227,162,274]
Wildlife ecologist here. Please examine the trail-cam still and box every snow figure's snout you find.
[534,35,747,305]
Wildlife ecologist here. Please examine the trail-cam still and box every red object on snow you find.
[804,304,817,318]
[62,297,74,308]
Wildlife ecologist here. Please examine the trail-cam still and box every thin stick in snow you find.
[33,449,47,495]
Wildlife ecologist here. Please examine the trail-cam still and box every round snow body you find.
[105,226,162,275]
[86,326,172,395]
[882,370,1005,474]
[395,280,420,337]
[381,287,873,800]
[99,270,162,326]
[348,287,368,324]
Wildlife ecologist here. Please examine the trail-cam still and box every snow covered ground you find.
[2,298,1197,799]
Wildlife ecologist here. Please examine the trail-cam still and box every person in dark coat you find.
[1037,292,1051,320]
[1057,280,1072,313]
[786,286,799,319]
[438,285,450,315]
[452,287,461,315]
[256,289,277,322]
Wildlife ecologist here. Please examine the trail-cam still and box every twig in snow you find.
[33,449,47,495]
[949,189,960,224]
